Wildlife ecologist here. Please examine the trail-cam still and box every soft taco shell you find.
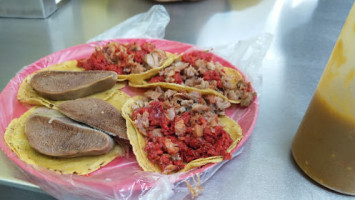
[4,91,131,175]
[121,96,243,173]
[4,107,121,175]
[17,60,126,108]
[129,67,245,104]
[117,52,179,83]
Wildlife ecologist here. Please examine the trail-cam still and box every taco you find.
[77,41,178,82]
[4,90,130,175]
[17,60,126,108]
[121,87,243,174]
[130,51,256,107]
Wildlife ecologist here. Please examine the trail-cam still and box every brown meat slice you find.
[58,98,128,140]
[24,107,114,157]
[30,70,118,101]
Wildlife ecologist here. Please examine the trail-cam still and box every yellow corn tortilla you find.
[129,67,245,104]
[17,60,126,108]
[119,52,179,83]
[121,96,243,173]
[4,91,130,175]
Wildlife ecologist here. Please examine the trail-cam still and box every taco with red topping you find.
[130,51,256,107]
[77,41,178,82]
[121,87,243,174]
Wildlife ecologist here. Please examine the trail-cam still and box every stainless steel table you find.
[0,0,354,199]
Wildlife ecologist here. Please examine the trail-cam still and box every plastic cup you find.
[291,3,355,195]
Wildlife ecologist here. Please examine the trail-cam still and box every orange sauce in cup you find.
[292,3,355,194]
[292,91,355,194]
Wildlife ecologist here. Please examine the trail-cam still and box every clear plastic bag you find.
[87,5,170,42]
[0,5,272,200]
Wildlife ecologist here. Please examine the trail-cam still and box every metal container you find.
[0,0,57,19]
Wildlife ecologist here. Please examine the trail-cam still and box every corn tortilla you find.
[121,96,243,173]
[5,90,131,175]
[129,66,245,104]
[17,60,126,108]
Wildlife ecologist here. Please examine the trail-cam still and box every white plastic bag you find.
[88,5,170,42]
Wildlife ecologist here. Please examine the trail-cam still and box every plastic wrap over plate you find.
[0,38,259,200]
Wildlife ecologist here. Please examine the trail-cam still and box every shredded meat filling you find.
[78,42,168,75]
[131,87,233,174]
[149,51,255,106]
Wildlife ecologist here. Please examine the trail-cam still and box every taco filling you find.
[148,51,256,106]
[130,87,233,174]
[78,42,168,75]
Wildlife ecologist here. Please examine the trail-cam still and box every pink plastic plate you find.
[0,38,258,198]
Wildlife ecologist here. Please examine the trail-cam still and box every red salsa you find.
[181,50,213,66]
[77,42,157,75]
[132,98,233,174]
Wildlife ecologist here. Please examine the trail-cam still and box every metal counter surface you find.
[0,0,354,199]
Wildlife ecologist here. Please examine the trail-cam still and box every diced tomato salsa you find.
[173,72,183,84]
[77,42,156,75]
[203,70,223,88]
[181,51,213,66]
[148,51,223,86]
[132,100,233,173]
